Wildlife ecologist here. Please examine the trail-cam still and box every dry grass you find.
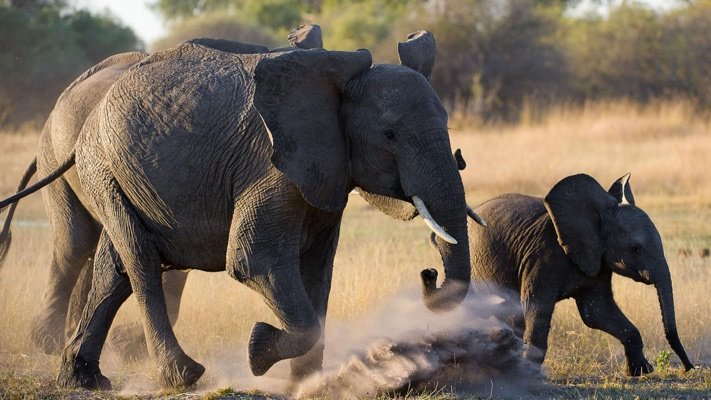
[1,101,710,398]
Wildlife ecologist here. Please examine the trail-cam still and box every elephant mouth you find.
[610,263,651,284]
[638,269,653,284]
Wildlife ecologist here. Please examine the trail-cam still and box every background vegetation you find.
[145,0,711,122]
[4,0,711,126]
[0,0,140,126]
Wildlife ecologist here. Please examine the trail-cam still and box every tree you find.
[402,0,565,122]
[152,0,307,32]
[0,2,140,126]
[151,12,278,51]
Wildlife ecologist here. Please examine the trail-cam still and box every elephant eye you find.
[383,128,397,142]
[629,244,641,254]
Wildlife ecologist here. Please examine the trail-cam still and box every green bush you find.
[0,3,139,127]
[401,0,565,122]
[145,0,711,122]
[561,1,711,110]
[150,12,279,51]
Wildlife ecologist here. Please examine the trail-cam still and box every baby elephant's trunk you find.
[655,278,694,371]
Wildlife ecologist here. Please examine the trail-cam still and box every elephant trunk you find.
[654,274,694,371]
[405,141,471,312]
[419,203,470,312]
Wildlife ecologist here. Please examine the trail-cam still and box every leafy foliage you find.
[410,0,565,122]
[6,0,711,125]
[656,349,673,371]
[150,12,279,51]
[561,1,711,108]
[0,2,139,126]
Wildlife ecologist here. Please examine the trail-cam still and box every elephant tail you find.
[0,153,73,270]
[0,156,38,270]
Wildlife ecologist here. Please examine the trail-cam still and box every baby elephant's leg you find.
[575,284,652,376]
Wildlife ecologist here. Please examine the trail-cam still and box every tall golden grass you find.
[0,100,709,396]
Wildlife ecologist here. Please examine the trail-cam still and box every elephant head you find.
[544,173,694,371]
[253,31,471,312]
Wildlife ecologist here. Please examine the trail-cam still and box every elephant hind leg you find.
[31,175,100,355]
[76,142,202,388]
[57,231,131,390]
[121,243,202,388]
[65,258,94,340]
[107,270,189,364]
[99,191,202,387]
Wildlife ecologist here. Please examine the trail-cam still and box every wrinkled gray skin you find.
[467,173,694,375]
[14,51,183,359]
[7,31,470,389]
[0,29,319,362]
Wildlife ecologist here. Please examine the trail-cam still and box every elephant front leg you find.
[227,184,322,377]
[575,284,652,376]
[288,212,343,383]
[244,271,321,377]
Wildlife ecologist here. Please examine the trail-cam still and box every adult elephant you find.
[0,31,477,389]
[0,27,321,359]
[460,173,694,375]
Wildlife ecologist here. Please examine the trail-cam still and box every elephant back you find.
[469,193,549,294]
[38,51,150,218]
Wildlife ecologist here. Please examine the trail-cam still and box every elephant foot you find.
[57,352,111,390]
[107,322,148,364]
[249,322,282,376]
[248,322,320,377]
[157,353,205,388]
[29,314,65,355]
[626,357,654,376]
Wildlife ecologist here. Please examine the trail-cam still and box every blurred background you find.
[2,0,711,128]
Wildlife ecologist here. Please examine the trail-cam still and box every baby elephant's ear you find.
[398,30,436,79]
[608,172,635,206]
[254,49,372,213]
[544,174,618,277]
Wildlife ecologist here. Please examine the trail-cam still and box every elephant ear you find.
[398,30,436,79]
[544,174,617,277]
[288,24,323,49]
[608,172,636,206]
[254,49,372,213]
[356,188,418,221]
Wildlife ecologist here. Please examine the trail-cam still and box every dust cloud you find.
[293,287,543,399]
[114,286,543,398]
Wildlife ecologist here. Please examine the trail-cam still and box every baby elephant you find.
[467,173,694,375]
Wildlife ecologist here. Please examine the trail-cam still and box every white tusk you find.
[467,206,487,227]
[412,196,458,244]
